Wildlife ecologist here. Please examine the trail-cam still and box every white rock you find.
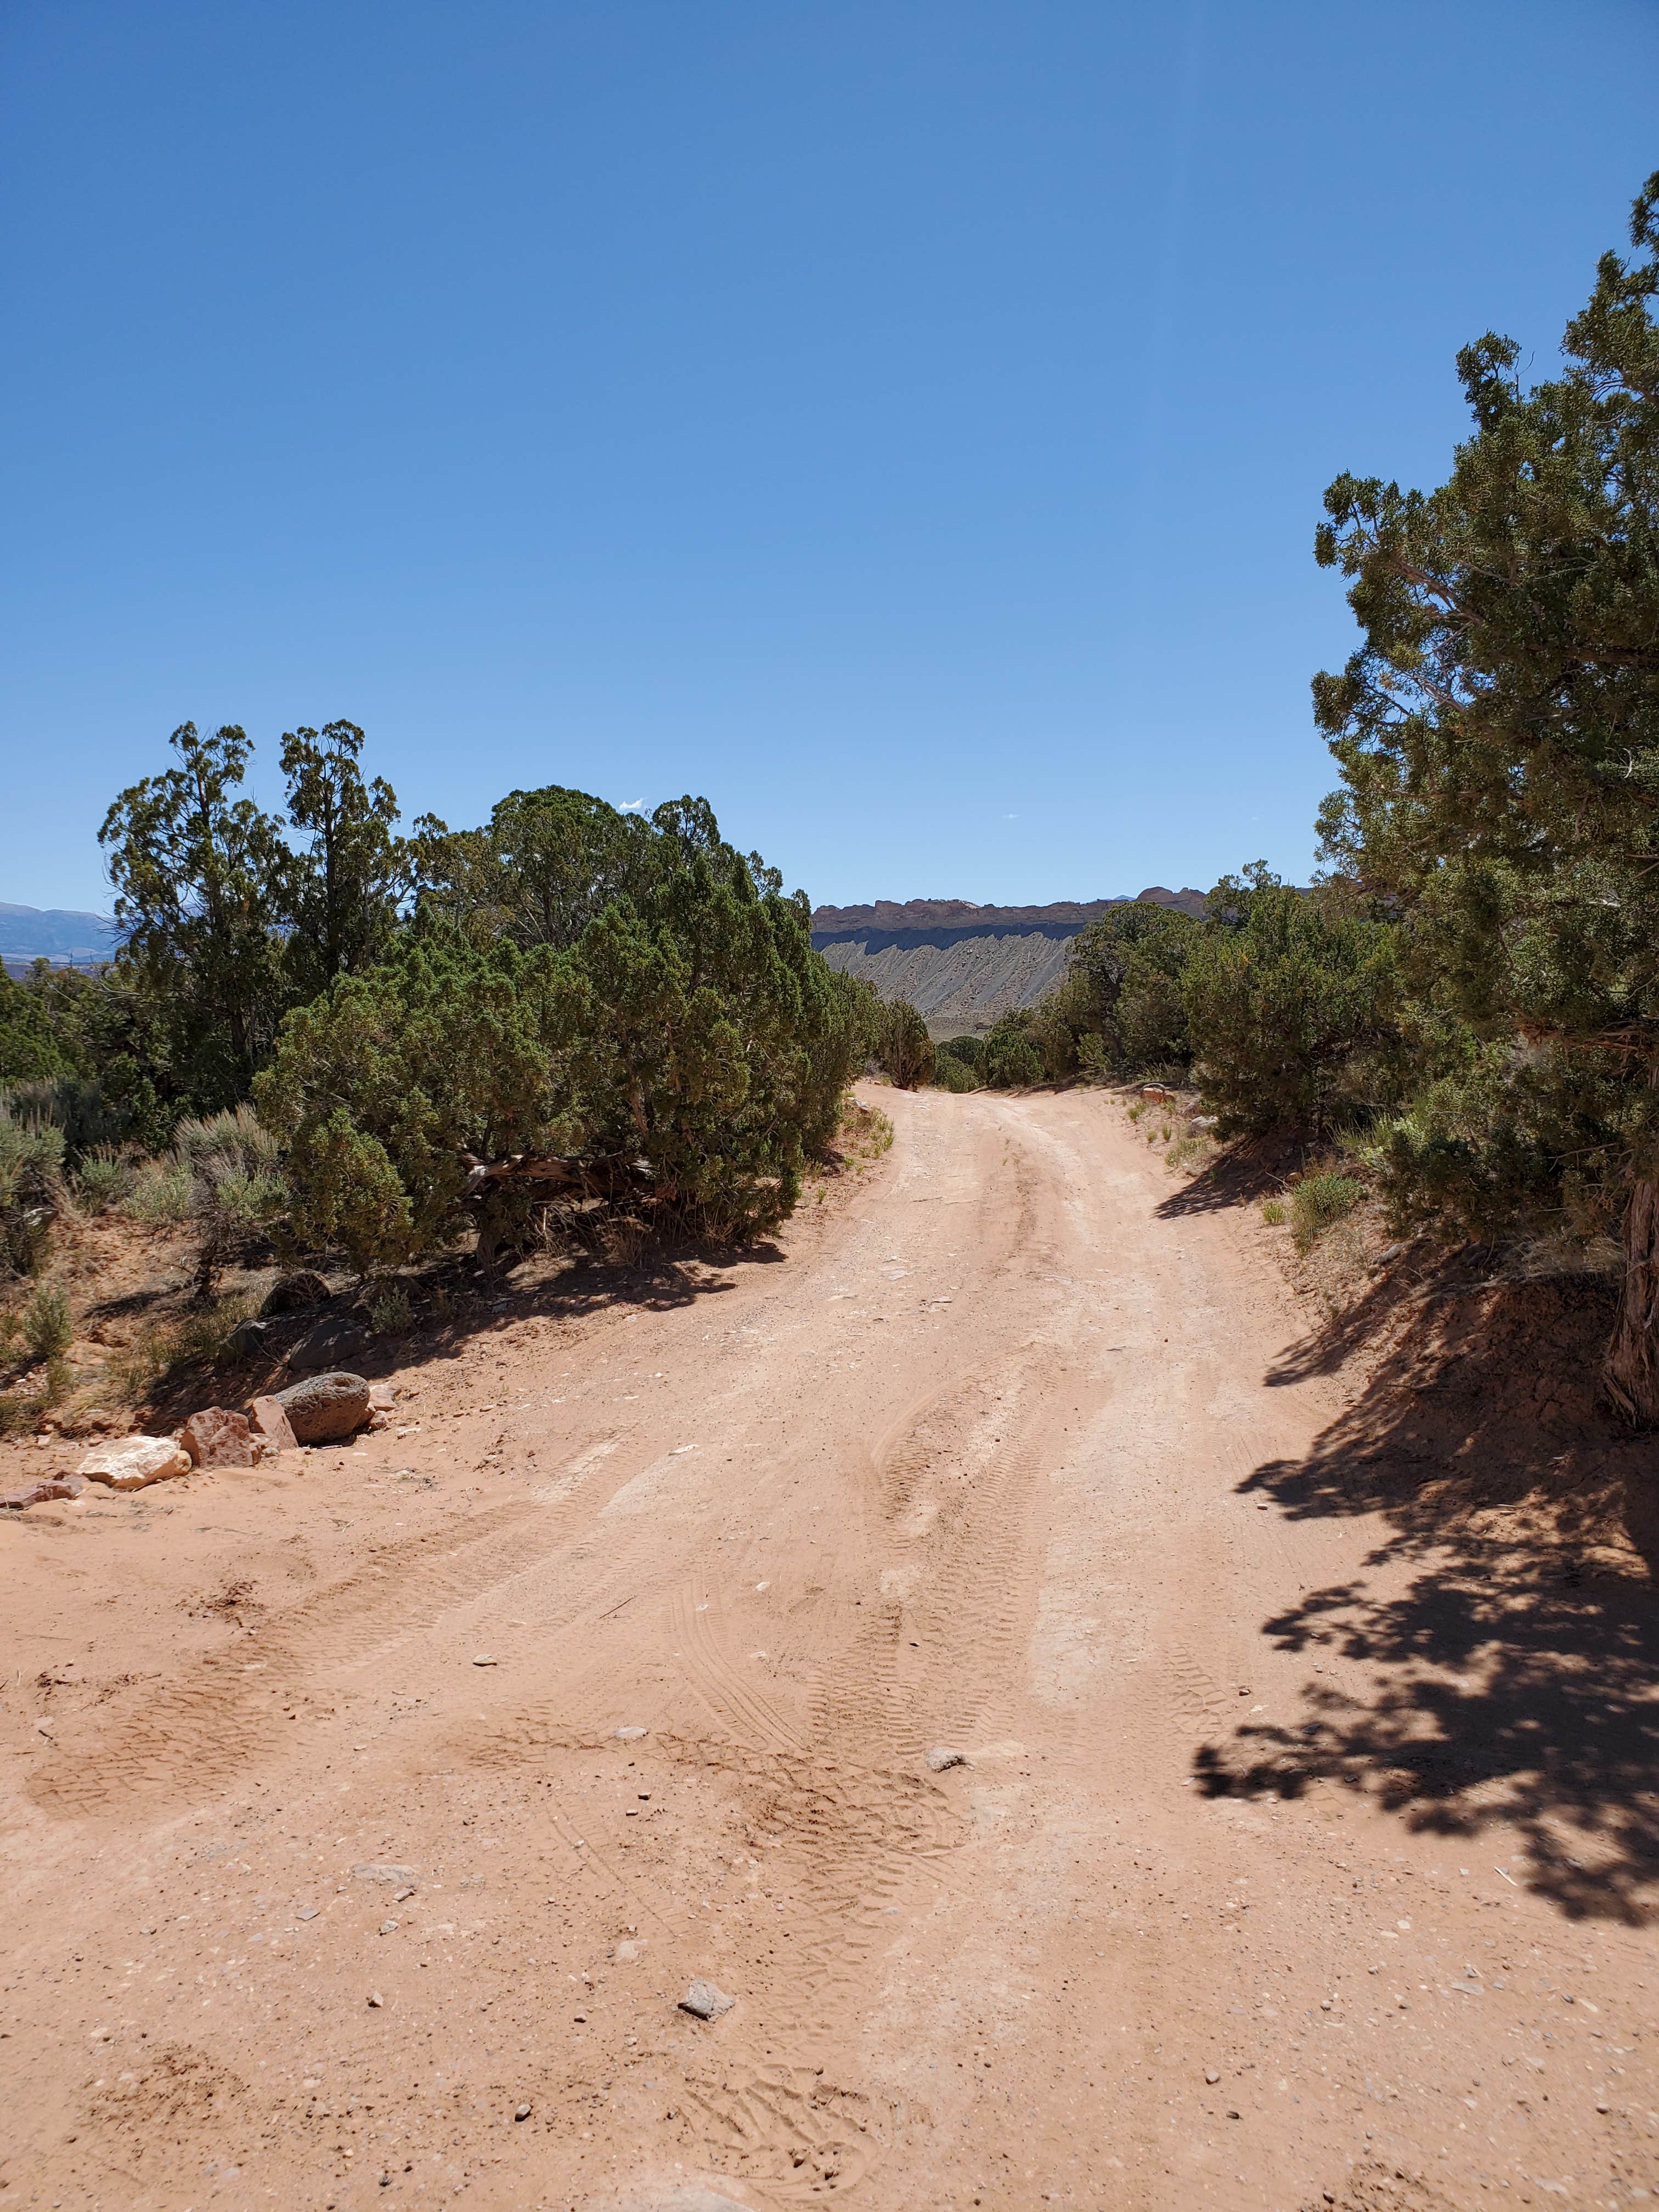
[353,1862,417,1884]
[615,1725,649,1741]
[926,1745,969,1772]
[680,1978,734,2020]
[77,1436,191,1489]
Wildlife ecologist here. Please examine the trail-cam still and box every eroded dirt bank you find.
[2,1087,1655,2211]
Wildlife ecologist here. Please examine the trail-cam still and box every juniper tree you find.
[99,723,290,1101]
[280,721,407,995]
[1313,172,1659,1419]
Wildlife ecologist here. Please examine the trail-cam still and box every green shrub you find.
[1260,1196,1286,1226]
[979,1012,1045,1088]
[1041,905,1200,1080]
[872,998,934,1089]
[0,973,78,1083]
[21,1282,72,1361]
[0,1103,65,1275]
[126,1155,196,1223]
[75,1145,136,1211]
[1289,1170,1364,1252]
[259,794,864,1270]
[367,1284,414,1335]
[933,1054,980,1093]
[1183,872,1403,1138]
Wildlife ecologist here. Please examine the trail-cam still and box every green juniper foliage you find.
[978,1009,1046,1090]
[872,997,935,1090]
[100,723,292,1104]
[279,721,408,997]
[1312,170,1659,1419]
[1181,868,1403,1139]
[257,792,863,1269]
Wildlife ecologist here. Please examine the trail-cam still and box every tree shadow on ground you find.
[145,1235,783,1421]
[410,1235,781,1367]
[1153,1138,1300,1218]
[1193,1259,1659,1925]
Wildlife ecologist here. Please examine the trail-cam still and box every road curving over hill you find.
[3,1086,1655,2210]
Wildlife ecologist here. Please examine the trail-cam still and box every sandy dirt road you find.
[2,1086,1655,2212]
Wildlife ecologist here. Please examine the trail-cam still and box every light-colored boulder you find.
[78,1436,192,1490]
[180,1407,262,1469]
[273,1370,371,1444]
[247,1396,299,1453]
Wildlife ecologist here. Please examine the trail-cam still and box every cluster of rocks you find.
[3,1272,410,1510]
[5,1375,396,1514]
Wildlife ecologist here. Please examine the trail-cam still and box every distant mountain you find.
[809,889,1209,1034]
[809,889,1207,930]
[0,901,120,966]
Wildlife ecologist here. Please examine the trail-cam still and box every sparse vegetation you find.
[20,1282,72,1361]
[0,1099,66,1277]
[74,1145,137,1211]
[366,1283,415,1335]
[1289,1169,1365,1254]
[104,1293,258,1405]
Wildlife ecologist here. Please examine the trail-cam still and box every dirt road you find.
[3,1086,1655,2211]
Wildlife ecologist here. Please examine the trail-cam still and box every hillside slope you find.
[0,901,117,966]
[811,888,1204,1032]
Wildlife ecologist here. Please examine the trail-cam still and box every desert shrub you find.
[1183,872,1403,1138]
[933,1054,980,1093]
[0,1354,71,1435]
[1260,1196,1286,1226]
[21,1282,72,1361]
[259,794,863,1270]
[74,1145,137,1211]
[936,1034,983,1070]
[872,998,934,1089]
[123,1107,287,1293]
[366,1283,414,1334]
[105,1294,257,1403]
[0,974,78,1083]
[834,1096,894,1164]
[1289,1170,1364,1252]
[0,1102,65,1276]
[1047,905,1200,1079]
[3,1075,132,1158]
[126,1154,196,1223]
[979,1011,1045,1088]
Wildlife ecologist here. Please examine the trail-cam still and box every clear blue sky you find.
[4,2,1656,915]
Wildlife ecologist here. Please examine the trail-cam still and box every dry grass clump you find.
[838,1097,894,1163]
[1289,1167,1365,1254]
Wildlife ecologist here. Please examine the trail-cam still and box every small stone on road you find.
[680,1978,734,2020]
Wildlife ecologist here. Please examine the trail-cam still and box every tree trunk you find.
[1605,1171,1659,1426]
